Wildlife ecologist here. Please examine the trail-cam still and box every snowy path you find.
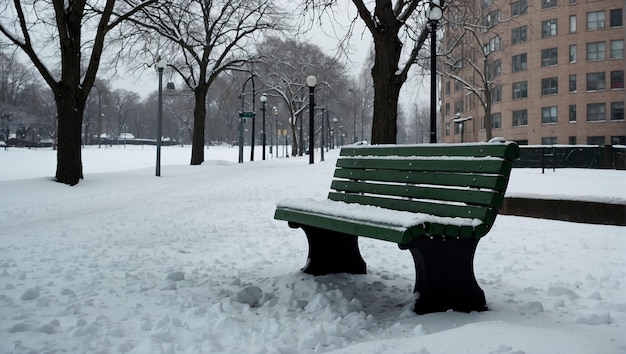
[0,146,624,353]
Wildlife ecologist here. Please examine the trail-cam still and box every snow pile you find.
[0,146,624,353]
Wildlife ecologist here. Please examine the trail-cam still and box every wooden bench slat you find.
[274,207,414,244]
[327,192,496,224]
[333,168,510,191]
[335,158,513,175]
[340,143,521,161]
[330,180,503,207]
[275,206,483,243]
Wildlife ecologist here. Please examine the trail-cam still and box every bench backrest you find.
[329,143,521,238]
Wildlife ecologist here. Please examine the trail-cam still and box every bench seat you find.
[276,198,482,245]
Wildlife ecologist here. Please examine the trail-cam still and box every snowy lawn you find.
[0,145,624,353]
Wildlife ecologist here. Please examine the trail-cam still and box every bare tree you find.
[303,0,435,144]
[163,89,195,145]
[206,76,240,146]
[255,36,348,156]
[404,101,429,143]
[0,0,157,185]
[438,1,517,141]
[0,49,56,146]
[110,89,141,140]
[126,0,287,165]
[0,49,36,141]
[350,65,375,143]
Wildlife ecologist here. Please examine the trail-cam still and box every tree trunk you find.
[55,88,85,186]
[370,29,404,144]
[191,86,209,165]
[290,118,299,157]
[55,9,86,186]
[484,83,493,141]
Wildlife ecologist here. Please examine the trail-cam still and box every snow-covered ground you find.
[1,145,625,354]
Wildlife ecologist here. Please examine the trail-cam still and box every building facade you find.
[440,0,624,145]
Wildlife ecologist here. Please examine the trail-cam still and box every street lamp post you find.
[93,85,104,149]
[299,114,303,156]
[349,88,357,143]
[452,112,473,143]
[273,106,278,158]
[260,94,267,160]
[123,124,128,148]
[155,56,166,177]
[306,75,317,164]
[239,74,256,163]
[320,106,325,162]
[332,117,338,149]
[427,0,443,143]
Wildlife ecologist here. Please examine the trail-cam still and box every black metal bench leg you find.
[298,225,367,275]
[405,236,487,314]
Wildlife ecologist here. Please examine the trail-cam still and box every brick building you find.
[439,0,624,145]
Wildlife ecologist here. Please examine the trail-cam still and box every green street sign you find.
[239,111,255,118]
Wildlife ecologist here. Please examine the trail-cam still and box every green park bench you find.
[274,142,521,314]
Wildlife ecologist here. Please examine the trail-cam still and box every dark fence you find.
[3,138,179,148]
[514,145,626,170]
[97,138,179,147]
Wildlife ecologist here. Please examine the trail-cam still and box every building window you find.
[587,136,605,145]
[445,81,451,95]
[542,19,558,37]
[569,74,577,92]
[445,103,450,116]
[487,59,502,79]
[611,71,624,89]
[542,0,557,9]
[512,26,528,44]
[455,79,462,91]
[482,0,493,9]
[483,10,501,32]
[513,81,528,99]
[586,72,605,91]
[542,77,558,95]
[569,45,577,63]
[541,48,558,66]
[512,109,528,126]
[512,0,528,16]
[542,137,558,145]
[483,36,503,54]
[587,103,606,121]
[612,102,625,120]
[570,15,577,33]
[492,85,502,103]
[542,106,558,124]
[610,9,623,27]
[492,113,502,129]
[569,136,577,145]
[512,53,527,72]
[610,40,624,59]
[445,123,450,136]
[455,100,464,113]
[587,42,605,61]
[612,136,626,145]
[569,105,577,122]
[587,11,606,30]
[493,59,502,76]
